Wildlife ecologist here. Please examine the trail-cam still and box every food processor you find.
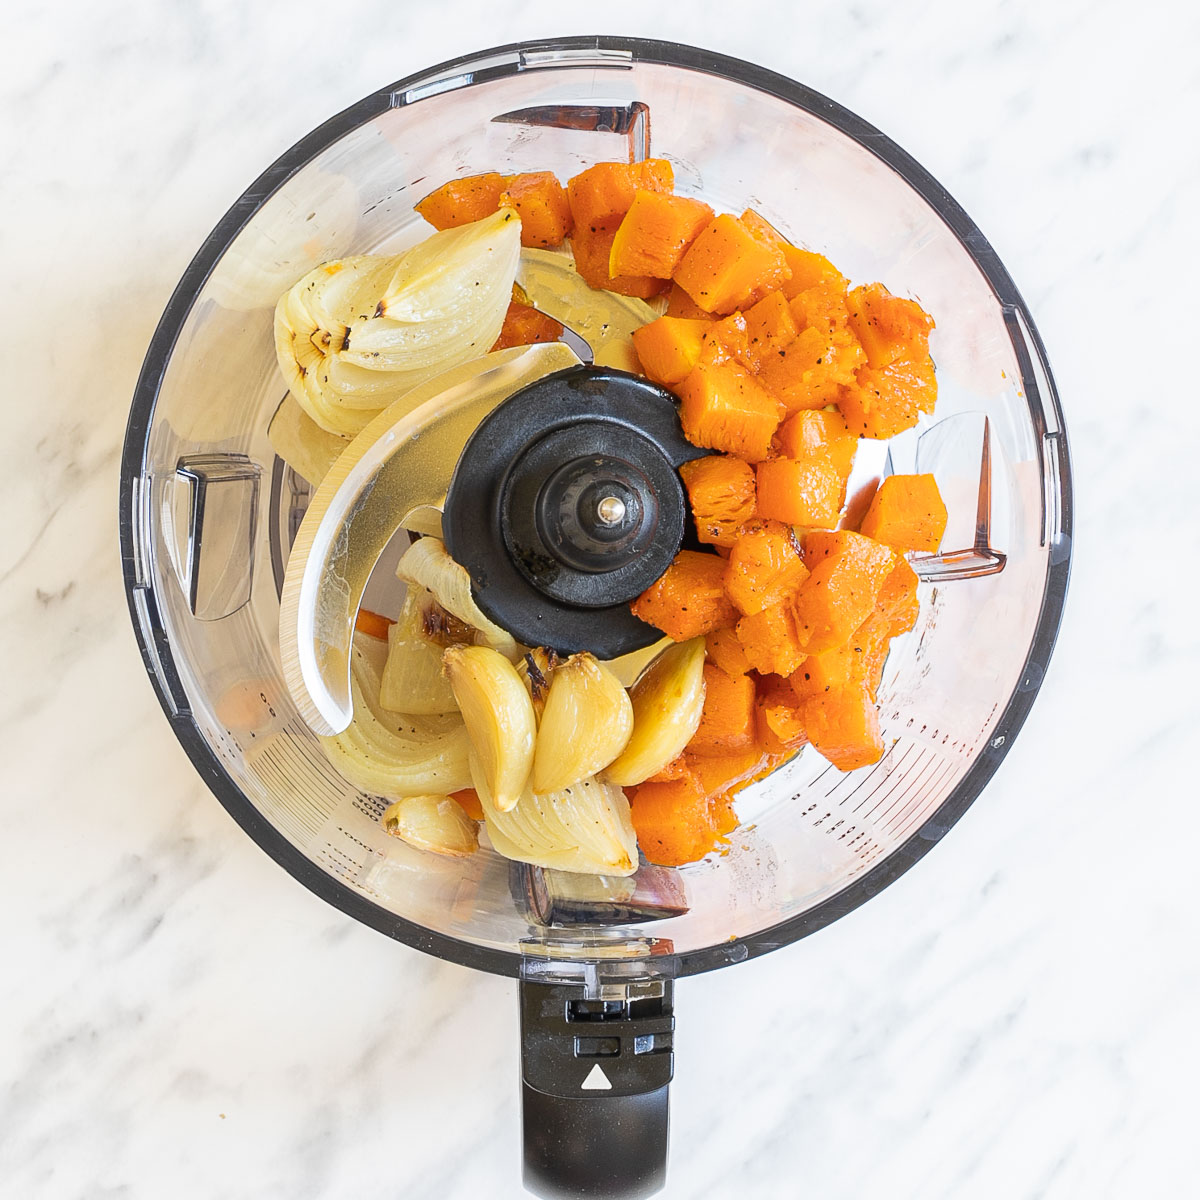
[119,36,1072,1199]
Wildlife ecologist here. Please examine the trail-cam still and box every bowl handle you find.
[520,978,674,1198]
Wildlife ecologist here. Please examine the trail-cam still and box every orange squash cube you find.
[629,770,719,866]
[837,354,937,439]
[755,455,846,528]
[679,454,757,547]
[687,746,768,798]
[792,531,897,653]
[789,282,852,336]
[490,301,563,350]
[875,556,921,636]
[846,282,935,368]
[566,159,674,229]
[643,755,691,784]
[687,664,758,757]
[790,611,890,702]
[631,316,712,385]
[801,683,885,770]
[755,677,809,754]
[859,473,948,553]
[723,519,808,616]
[665,282,712,319]
[610,190,715,278]
[673,214,792,315]
[500,172,572,248]
[572,225,666,298]
[736,600,807,677]
[773,409,858,480]
[757,325,866,413]
[415,172,506,228]
[631,550,738,640]
[677,359,784,463]
[741,290,799,370]
[705,626,753,676]
[739,210,847,299]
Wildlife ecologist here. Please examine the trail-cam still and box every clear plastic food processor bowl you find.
[119,38,1071,984]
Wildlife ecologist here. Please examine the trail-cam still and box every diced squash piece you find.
[631,550,738,640]
[790,613,890,702]
[705,627,753,676]
[741,290,798,370]
[673,214,792,315]
[572,225,666,298]
[679,454,757,547]
[566,159,674,229]
[723,519,808,616]
[755,455,846,528]
[415,172,506,228]
[837,355,937,439]
[740,210,847,299]
[490,301,563,350]
[687,747,768,797]
[450,788,485,821]
[755,677,809,754]
[846,282,935,368]
[793,530,897,653]
[735,600,806,677]
[774,409,857,480]
[629,770,719,866]
[687,664,757,756]
[665,282,712,319]
[677,359,784,463]
[643,755,690,784]
[631,316,711,385]
[875,556,920,636]
[757,325,865,413]
[859,473,948,553]
[699,312,753,368]
[500,172,572,247]
[789,282,851,336]
[801,683,885,770]
[610,190,715,278]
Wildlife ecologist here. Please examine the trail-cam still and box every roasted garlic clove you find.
[443,645,536,813]
[381,794,478,858]
[603,638,707,786]
[532,653,634,794]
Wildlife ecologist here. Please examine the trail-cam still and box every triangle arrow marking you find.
[581,1063,613,1091]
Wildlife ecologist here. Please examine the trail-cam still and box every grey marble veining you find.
[2,1,1199,1197]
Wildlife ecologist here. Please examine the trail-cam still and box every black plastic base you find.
[522,1082,669,1200]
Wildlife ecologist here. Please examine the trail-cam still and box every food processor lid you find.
[443,365,706,656]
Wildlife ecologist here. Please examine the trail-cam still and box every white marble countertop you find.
[3,2,1198,1197]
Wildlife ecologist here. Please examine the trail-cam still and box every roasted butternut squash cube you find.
[566,159,675,229]
[665,281,712,319]
[679,454,757,547]
[755,677,809,754]
[687,746,769,798]
[500,172,573,247]
[774,409,857,480]
[735,600,806,677]
[629,770,719,866]
[687,664,758,757]
[631,550,738,640]
[859,473,948,553]
[758,325,866,413]
[572,225,666,298]
[740,210,847,299]
[491,301,563,350]
[673,214,792,315]
[705,626,753,676]
[846,282,934,368]
[610,190,714,278]
[755,455,846,528]
[677,359,784,463]
[741,290,799,370]
[415,172,506,228]
[801,683,885,770]
[837,354,938,439]
[631,316,712,385]
[723,519,808,616]
[875,556,921,636]
[792,531,897,653]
